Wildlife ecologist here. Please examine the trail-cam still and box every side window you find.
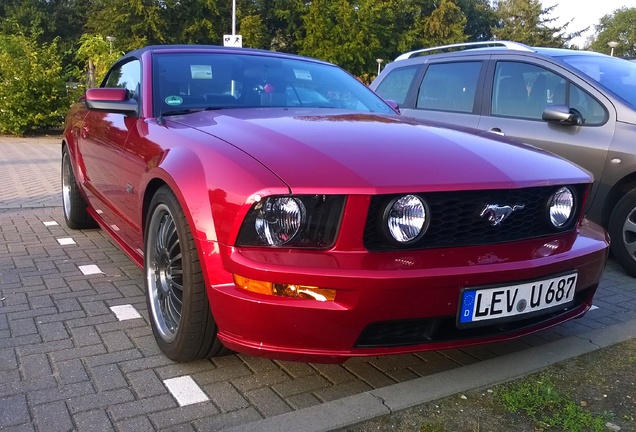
[374,65,419,105]
[492,61,606,125]
[104,60,141,100]
[492,61,564,119]
[416,62,481,113]
[570,84,607,125]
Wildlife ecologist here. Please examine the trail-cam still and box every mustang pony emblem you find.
[480,204,525,226]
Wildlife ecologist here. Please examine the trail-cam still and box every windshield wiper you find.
[160,108,205,116]
[157,106,237,125]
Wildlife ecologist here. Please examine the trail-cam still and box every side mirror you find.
[85,88,138,116]
[542,105,584,126]
[385,99,400,113]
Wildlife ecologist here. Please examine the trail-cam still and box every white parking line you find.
[57,238,76,245]
[110,305,142,321]
[163,376,209,406]
[78,264,102,275]
[43,221,59,226]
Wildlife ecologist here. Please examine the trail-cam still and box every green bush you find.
[0,34,74,136]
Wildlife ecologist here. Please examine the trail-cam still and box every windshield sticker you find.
[191,65,213,79]
[293,69,312,81]
[165,95,183,106]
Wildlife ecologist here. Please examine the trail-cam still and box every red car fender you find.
[140,147,217,242]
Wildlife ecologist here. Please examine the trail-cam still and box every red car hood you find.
[169,110,591,194]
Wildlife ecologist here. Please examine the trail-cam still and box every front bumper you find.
[202,220,609,363]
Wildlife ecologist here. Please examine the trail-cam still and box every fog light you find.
[233,275,336,301]
[385,194,428,243]
[548,186,575,228]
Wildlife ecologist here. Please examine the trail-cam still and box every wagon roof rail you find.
[395,41,534,61]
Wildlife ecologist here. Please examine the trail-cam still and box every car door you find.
[373,58,486,129]
[78,59,141,237]
[476,57,616,207]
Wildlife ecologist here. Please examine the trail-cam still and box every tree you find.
[0,34,73,135]
[237,0,307,52]
[301,0,471,76]
[0,0,89,49]
[456,0,497,41]
[588,7,636,57]
[395,0,467,54]
[301,0,385,76]
[163,0,225,45]
[0,0,54,41]
[422,0,467,46]
[86,0,168,51]
[240,15,269,49]
[74,34,123,87]
[492,0,586,48]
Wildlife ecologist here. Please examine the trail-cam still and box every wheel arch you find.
[140,149,218,244]
[142,177,169,239]
[140,158,227,294]
[601,173,636,228]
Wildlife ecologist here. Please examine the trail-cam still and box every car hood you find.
[168,109,591,194]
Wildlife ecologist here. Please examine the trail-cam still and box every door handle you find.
[488,128,504,136]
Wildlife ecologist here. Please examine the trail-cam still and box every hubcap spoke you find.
[168,292,182,319]
[622,209,636,260]
[623,213,636,236]
[625,239,636,257]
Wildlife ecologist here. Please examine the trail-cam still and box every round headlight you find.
[548,187,575,228]
[255,197,305,245]
[386,195,428,243]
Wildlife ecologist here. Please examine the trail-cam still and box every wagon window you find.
[374,65,419,106]
[416,62,481,113]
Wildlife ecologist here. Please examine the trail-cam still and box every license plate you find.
[458,273,578,326]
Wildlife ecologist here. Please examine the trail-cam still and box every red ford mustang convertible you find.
[62,45,609,363]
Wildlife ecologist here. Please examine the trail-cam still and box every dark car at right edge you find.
[371,41,636,276]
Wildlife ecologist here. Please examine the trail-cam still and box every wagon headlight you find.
[237,195,345,248]
[548,186,575,228]
[385,194,429,243]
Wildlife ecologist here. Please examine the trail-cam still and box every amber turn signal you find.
[233,275,336,301]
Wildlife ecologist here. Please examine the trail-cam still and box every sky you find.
[547,0,631,47]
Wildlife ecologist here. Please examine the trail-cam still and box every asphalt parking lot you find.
[1,137,636,431]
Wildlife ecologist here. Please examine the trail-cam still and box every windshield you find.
[561,55,636,108]
[152,52,394,116]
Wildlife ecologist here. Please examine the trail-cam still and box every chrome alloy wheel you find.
[146,204,184,343]
[62,151,73,221]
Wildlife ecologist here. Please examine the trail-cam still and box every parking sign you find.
[223,35,242,48]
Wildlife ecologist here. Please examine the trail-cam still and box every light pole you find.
[232,0,236,36]
[608,41,618,57]
[376,58,383,75]
[106,36,115,54]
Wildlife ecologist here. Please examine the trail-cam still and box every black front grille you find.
[363,185,585,251]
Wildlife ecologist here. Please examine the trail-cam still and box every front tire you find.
[609,189,636,277]
[61,146,97,229]
[145,186,227,361]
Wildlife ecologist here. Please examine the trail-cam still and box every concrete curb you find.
[223,318,636,432]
